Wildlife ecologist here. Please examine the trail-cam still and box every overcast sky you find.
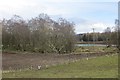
[0,0,119,34]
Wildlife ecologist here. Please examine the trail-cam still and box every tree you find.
[2,14,76,53]
[104,27,111,47]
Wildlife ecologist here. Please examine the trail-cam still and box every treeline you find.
[77,27,119,47]
[2,14,76,53]
[77,32,117,44]
[77,33,106,42]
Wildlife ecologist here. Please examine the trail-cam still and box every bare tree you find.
[2,14,76,53]
[104,27,112,47]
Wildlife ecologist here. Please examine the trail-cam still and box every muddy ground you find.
[2,52,116,70]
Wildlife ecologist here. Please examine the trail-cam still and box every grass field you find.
[3,54,118,78]
[75,46,118,53]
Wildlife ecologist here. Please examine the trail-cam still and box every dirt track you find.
[2,52,115,70]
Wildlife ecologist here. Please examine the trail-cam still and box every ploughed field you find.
[2,51,117,71]
[3,52,118,78]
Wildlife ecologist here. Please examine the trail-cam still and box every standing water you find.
[76,44,107,47]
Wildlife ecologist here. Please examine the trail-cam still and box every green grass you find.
[75,46,118,53]
[3,54,118,78]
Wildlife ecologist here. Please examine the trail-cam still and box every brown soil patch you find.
[2,52,115,70]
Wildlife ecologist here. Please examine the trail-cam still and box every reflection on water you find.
[76,44,106,47]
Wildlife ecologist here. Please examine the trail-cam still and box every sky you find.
[0,0,119,34]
